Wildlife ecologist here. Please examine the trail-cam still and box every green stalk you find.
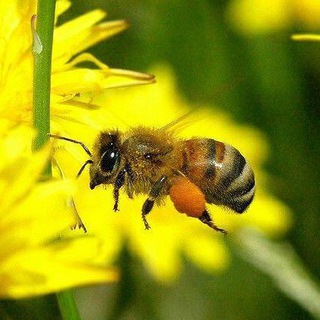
[33,0,55,151]
[56,291,82,320]
[33,1,82,319]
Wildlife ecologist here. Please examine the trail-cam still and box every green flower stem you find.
[33,0,55,151]
[33,1,82,320]
[57,290,82,320]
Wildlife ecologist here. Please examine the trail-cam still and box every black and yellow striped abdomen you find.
[180,139,255,213]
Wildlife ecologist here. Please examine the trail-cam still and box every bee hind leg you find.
[199,210,227,235]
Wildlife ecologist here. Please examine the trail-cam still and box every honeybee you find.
[50,121,255,234]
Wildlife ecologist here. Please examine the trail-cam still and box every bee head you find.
[89,131,121,189]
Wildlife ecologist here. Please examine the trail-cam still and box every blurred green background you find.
[69,1,320,319]
[3,0,320,319]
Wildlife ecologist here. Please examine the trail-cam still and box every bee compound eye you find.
[100,148,120,173]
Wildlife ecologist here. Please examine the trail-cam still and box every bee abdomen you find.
[182,139,255,213]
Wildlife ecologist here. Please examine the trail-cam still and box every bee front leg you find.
[142,176,167,230]
[113,170,126,211]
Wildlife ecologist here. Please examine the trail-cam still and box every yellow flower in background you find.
[0,125,117,298]
[292,34,320,42]
[0,0,154,126]
[226,0,320,35]
[54,66,292,282]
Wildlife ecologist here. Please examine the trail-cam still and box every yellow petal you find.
[133,227,183,282]
[52,69,108,94]
[77,20,129,53]
[64,53,111,72]
[0,181,74,249]
[291,34,320,41]
[102,68,156,89]
[0,142,51,214]
[53,12,128,69]
[52,64,155,95]
[54,9,106,42]
[55,0,71,20]
[185,235,230,272]
[1,237,118,298]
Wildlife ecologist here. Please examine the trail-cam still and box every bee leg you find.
[199,210,228,235]
[68,197,87,233]
[141,200,153,230]
[113,169,126,211]
[125,163,135,199]
[141,176,167,230]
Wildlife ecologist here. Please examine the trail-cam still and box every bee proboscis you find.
[50,123,255,234]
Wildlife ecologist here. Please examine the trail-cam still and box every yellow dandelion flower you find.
[53,66,292,282]
[0,0,154,126]
[0,124,117,298]
[0,0,157,299]
[226,0,320,34]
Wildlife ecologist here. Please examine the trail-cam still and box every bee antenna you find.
[48,133,93,157]
[77,160,93,178]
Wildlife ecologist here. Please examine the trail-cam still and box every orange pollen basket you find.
[169,176,206,218]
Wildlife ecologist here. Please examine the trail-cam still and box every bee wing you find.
[159,110,198,134]
[159,76,244,134]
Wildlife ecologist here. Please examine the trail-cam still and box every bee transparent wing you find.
[159,76,244,134]
[159,110,198,134]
